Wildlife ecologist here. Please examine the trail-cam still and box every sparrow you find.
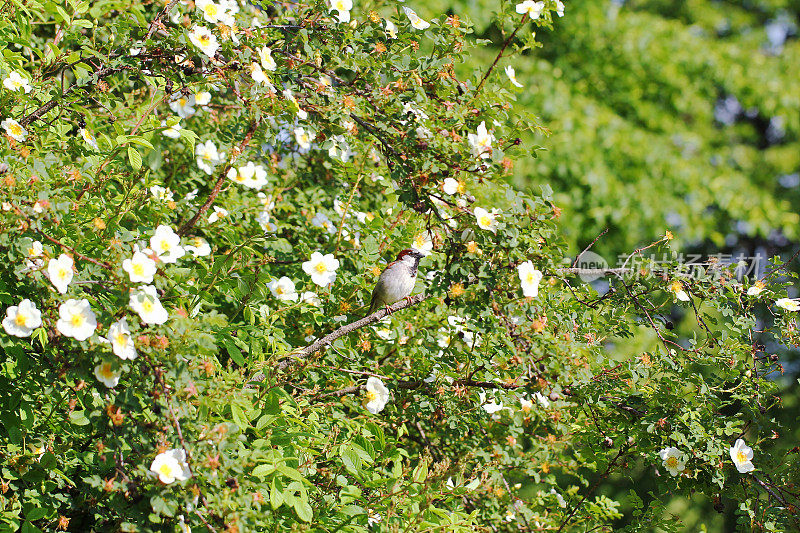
[368,249,426,315]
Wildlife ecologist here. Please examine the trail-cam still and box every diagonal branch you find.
[178,120,260,236]
[247,293,432,386]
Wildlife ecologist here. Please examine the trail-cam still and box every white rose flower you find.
[122,250,158,283]
[195,139,222,175]
[412,233,433,255]
[2,118,27,141]
[555,0,565,16]
[442,177,465,195]
[256,210,277,232]
[302,252,340,287]
[150,449,192,484]
[294,127,312,150]
[534,391,550,408]
[94,361,122,388]
[474,206,500,233]
[467,121,494,159]
[658,447,687,477]
[519,397,533,414]
[403,7,430,30]
[300,291,322,306]
[194,90,212,106]
[505,65,523,88]
[3,71,32,93]
[161,120,182,138]
[384,20,398,39]
[169,94,196,118]
[208,206,228,223]
[550,488,567,508]
[195,0,226,24]
[236,161,268,189]
[515,0,545,18]
[311,212,336,234]
[775,298,800,311]
[330,0,352,23]
[2,299,42,337]
[129,285,169,325]
[150,185,174,202]
[517,261,543,298]
[267,276,299,302]
[258,46,277,71]
[188,25,219,57]
[185,237,211,257]
[669,280,690,302]
[150,225,185,264]
[250,62,275,90]
[56,299,97,341]
[746,281,765,296]
[364,377,390,414]
[730,438,755,473]
[108,318,137,360]
[80,128,99,149]
[48,254,75,294]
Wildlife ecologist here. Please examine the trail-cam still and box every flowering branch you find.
[475,15,528,93]
[178,120,260,236]
[9,201,114,271]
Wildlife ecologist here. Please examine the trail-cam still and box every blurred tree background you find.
[425,0,800,530]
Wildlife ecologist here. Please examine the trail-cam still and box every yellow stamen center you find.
[666,457,678,468]
[365,390,377,401]
[142,300,154,313]
[15,314,27,327]
[70,313,85,327]
[157,463,175,477]
[315,263,327,274]
[132,263,144,276]
[736,451,747,464]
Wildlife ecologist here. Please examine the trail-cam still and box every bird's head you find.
[395,249,426,262]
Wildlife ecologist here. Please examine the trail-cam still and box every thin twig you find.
[557,445,629,532]
[9,201,114,271]
[144,0,181,41]
[178,120,260,236]
[572,228,609,268]
[475,15,528,93]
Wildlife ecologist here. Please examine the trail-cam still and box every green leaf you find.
[68,410,90,426]
[270,478,284,510]
[277,465,307,484]
[127,135,154,151]
[127,146,142,171]
[224,338,246,367]
[230,404,249,428]
[293,497,313,522]
[412,459,428,484]
[252,464,276,478]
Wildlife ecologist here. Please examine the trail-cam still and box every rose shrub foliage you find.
[0,0,798,531]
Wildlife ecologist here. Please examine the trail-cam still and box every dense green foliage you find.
[0,0,798,532]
